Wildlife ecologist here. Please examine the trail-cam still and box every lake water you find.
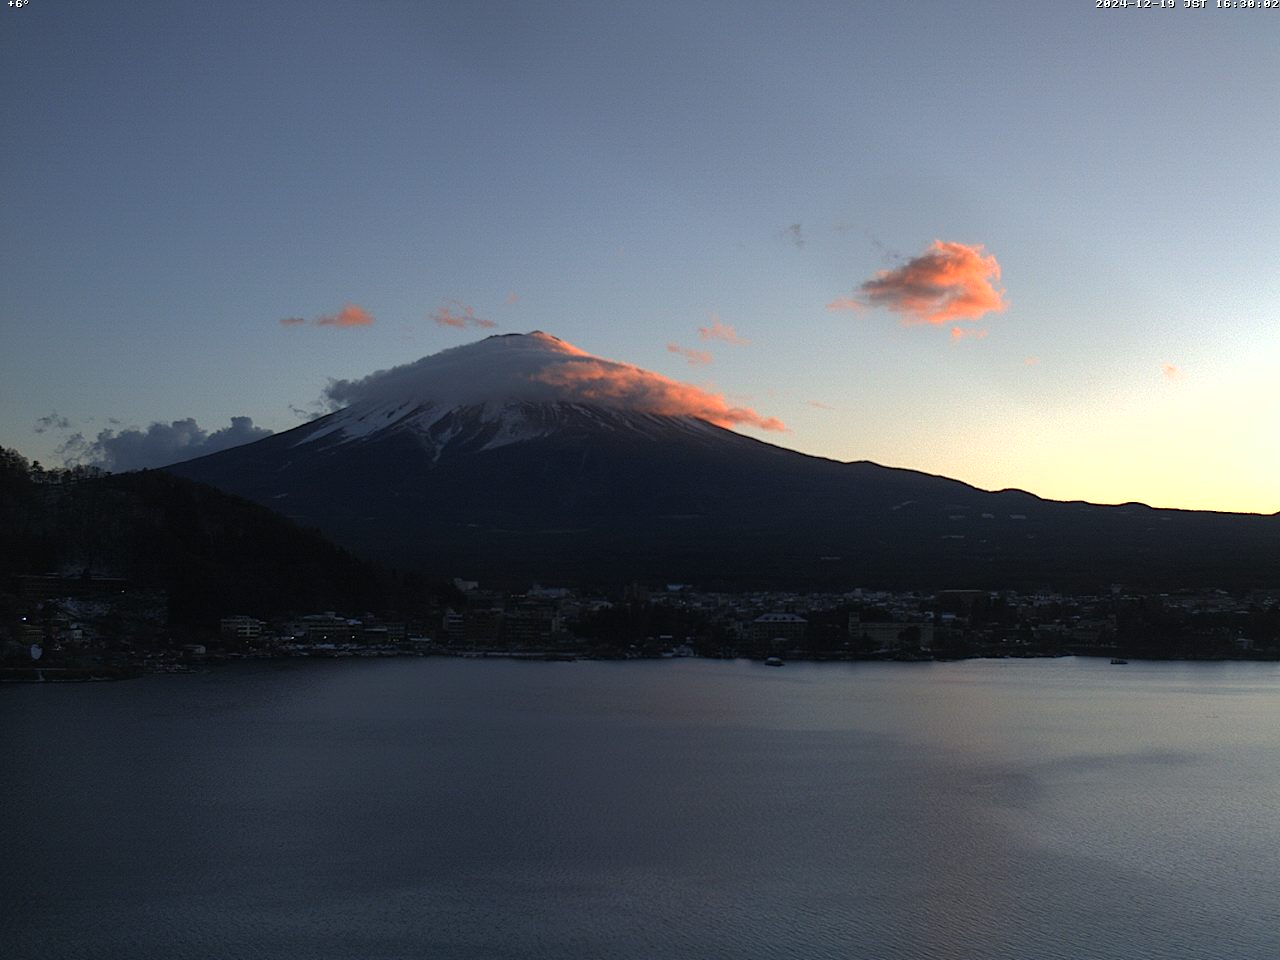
[3,657,1279,959]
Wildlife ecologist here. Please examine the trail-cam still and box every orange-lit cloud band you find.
[533,357,785,432]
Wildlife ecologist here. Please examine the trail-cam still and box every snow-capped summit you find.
[294,331,782,456]
[323,331,591,412]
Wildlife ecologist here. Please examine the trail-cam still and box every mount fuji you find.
[166,332,1278,590]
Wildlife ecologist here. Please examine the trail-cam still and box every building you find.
[503,606,558,647]
[849,614,934,652]
[750,613,808,647]
[220,616,265,642]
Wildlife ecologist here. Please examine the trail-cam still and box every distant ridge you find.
[0,450,422,624]
[166,333,1280,590]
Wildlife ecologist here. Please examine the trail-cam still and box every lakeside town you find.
[4,572,1279,680]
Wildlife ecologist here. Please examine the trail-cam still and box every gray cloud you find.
[61,416,273,471]
[289,402,328,422]
[34,412,71,434]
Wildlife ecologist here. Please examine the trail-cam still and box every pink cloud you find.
[1024,356,1040,366]
[282,304,374,329]
[1161,362,1187,383]
[949,326,989,342]
[666,343,713,366]
[697,316,750,345]
[838,240,1008,327]
[503,292,520,305]
[825,297,866,314]
[806,400,835,410]
[432,300,496,329]
[533,358,785,432]
[315,304,375,328]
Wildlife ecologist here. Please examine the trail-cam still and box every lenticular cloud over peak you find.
[322,331,784,432]
[323,332,584,409]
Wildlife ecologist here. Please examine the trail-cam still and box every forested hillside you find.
[0,448,431,626]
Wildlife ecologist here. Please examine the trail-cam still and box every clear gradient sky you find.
[2,1,1277,513]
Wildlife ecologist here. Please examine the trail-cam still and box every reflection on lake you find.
[4,657,1278,959]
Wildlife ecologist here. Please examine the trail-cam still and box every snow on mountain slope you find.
[295,332,783,455]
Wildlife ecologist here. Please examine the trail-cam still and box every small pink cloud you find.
[697,316,750,345]
[504,292,519,306]
[825,297,866,314]
[315,304,375,328]
[432,309,466,328]
[1024,356,1040,366]
[806,400,835,410]
[666,343,713,366]
[432,300,496,329]
[835,240,1008,328]
[1161,362,1187,383]
[282,304,374,329]
[950,326,989,342]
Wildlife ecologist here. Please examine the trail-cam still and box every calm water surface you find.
[3,657,1279,959]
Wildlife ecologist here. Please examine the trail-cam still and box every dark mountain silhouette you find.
[0,449,430,625]
[165,333,1279,591]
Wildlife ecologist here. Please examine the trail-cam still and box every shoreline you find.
[6,647,1279,682]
